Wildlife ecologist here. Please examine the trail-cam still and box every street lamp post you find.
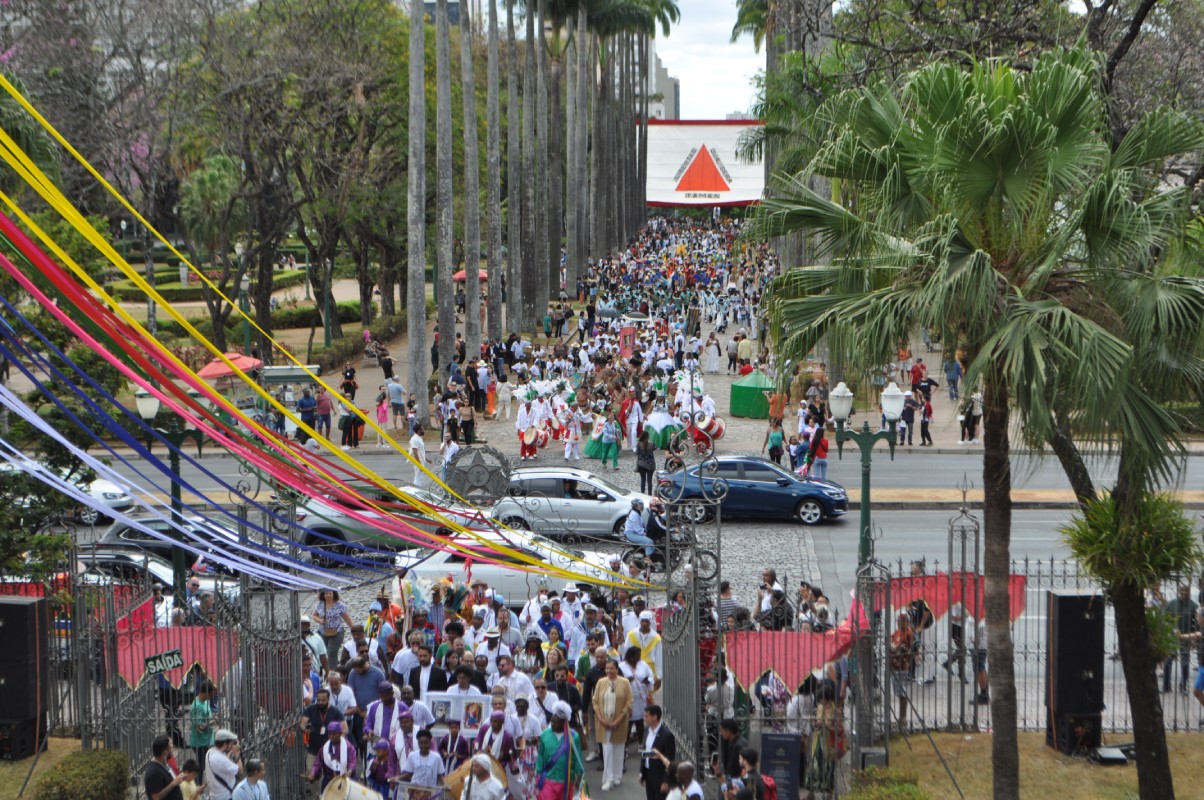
[829,380,905,567]
[829,379,904,767]
[239,274,252,356]
[135,390,205,594]
[323,259,333,348]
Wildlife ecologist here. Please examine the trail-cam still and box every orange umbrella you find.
[196,353,262,379]
[452,269,488,282]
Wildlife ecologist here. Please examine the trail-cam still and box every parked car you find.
[490,467,654,541]
[659,455,849,525]
[76,548,241,604]
[0,461,134,525]
[89,514,282,574]
[290,484,487,561]
[395,527,618,599]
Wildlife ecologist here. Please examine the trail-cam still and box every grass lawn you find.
[889,731,1203,799]
[0,737,80,799]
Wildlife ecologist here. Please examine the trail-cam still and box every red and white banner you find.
[646,120,764,207]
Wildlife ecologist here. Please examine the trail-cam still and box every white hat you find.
[473,753,493,771]
[639,610,655,621]
[564,584,579,594]
[552,701,573,719]
[903,390,913,396]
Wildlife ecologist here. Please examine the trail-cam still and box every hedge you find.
[109,269,307,302]
[33,748,129,800]
[846,768,931,800]
[311,310,408,372]
[155,300,372,340]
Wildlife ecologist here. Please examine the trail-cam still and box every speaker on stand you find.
[1045,592,1105,755]
[0,596,51,760]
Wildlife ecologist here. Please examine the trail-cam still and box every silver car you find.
[490,467,653,542]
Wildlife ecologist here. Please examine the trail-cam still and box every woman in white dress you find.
[703,335,722,373]
[619,645,654,740]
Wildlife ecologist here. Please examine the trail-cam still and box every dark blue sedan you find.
[659,456,849,525]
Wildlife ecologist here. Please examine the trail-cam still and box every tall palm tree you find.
[435,0,455,375]
[460,0,482,355]
[535,0,551,315]
[753,48,1202,799]
[506,0,524,333]
[572,3,589,271]
[521,1,538,333]
[407,0,429,421]
[486,0,504,339]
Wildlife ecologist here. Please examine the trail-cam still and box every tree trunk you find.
[638,33,649,212]
[589,39,604,261]
[565,16,577,294]
[548,35,564,305]
[505,0,523,335]
[574,8,589,277]
[1112,581,1177,800]
[982,363,1020,800]
[436,0,455,378]
[486,0,503,340]
[408,0,429,420]
[534,0,550,313]
[460,1,482,357]
[1046,402,1096,506]
[521,2,538,333]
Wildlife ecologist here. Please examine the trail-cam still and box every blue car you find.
[660,455,849,525]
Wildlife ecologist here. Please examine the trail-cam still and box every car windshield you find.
[585,474,629,496]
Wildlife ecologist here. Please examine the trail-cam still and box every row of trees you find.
[737,2,1204,798]
[0,0,680,419]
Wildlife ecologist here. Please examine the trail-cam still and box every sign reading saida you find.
[646,120,764,207]
[145,648,185,677]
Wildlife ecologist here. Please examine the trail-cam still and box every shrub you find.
[846,767,932,800]
[109,269,306,302]
[33,748,128,800]
[311,311,407,373]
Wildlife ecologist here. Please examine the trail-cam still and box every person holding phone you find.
[146,735,203,800]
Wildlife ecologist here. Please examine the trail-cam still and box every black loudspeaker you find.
[0,715,47,760]
[1046,592,1105,716]
[1046,712,1102,756]
[0,596,51,722]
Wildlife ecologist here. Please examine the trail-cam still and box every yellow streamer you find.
[0,75,644,589]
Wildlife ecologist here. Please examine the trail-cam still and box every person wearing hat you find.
[365,738,395,795]
[536,601,565,644]
[516,397,540,461]
[535,702,585,800]
[560,585,585,625]
[462,605,489,652]
[474,709,519,774]
[306,721,354,790]
[365,601,395,653]
[474,626,511,677]
[461,752,507,800]
[625,612,663,693]
[205,728,242,800]
[363,680,405,743]
[622,595,647,637]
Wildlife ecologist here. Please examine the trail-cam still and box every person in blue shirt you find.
[624,499,655,557]
[231,758,269,800]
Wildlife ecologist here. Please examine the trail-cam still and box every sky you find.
[656,0,764,120]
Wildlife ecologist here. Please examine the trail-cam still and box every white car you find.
[0,461,134,525]
[490,467,653,542]
[395,527,621,599]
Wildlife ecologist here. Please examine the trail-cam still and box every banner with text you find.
[646,120,764,207]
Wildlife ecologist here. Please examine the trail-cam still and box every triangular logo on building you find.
[675,144,731,193]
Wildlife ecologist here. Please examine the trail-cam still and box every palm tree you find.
[407,0,429,422]
[521,0,538,333]
[435,0,455,376]
[505,0,524,333]
[486,0,504,339]
[572,3,589,273]
[752,48,1203,799]
[460,0,482,354]
[0,72,57,196]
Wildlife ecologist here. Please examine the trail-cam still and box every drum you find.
[549,415,562,431]
[696,416,720,435]
[523,426,539,445]
[711,417,726,440]
[445,754,510,800]
[534,429,550,448]
[321,777,384,800]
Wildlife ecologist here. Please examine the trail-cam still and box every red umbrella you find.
[452,269,489,282]
[196,353,262,379]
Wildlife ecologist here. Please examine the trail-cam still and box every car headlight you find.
[822,489,846,499]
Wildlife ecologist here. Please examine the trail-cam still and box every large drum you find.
[321,777,384,800]
[549,415,562,432]
[523,426,539,445]
[534,429,550,448]
[445,754,510,800]
[696,416,721,435]
[710,417,726,440]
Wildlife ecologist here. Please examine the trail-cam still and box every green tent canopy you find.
[729,370,774,418]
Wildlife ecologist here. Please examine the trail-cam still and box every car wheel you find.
[305,531,347,567]
[501,516,530,531]
[611,518,627,539]
[795,500,824,526]
[77,506,103,526]
[682,503,714,525]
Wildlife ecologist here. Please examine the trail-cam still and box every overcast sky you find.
[656,0,764,119]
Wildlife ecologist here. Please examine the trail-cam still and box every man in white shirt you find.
[519,589,550,629]
[493,655,536,705]
[560,585,585,625]
[462,608,489,652]
[461,753,507,800]
[677,762,704,800]
[474,628,511,676]
[326,671,356,718]
[398,685,436,730]
[391,633,424,684]
[205,728,242,800]
[516,399,539,460]
[409,424,430,488]
[757,567,783,614]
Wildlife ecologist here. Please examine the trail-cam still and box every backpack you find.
[760,775,779,800]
